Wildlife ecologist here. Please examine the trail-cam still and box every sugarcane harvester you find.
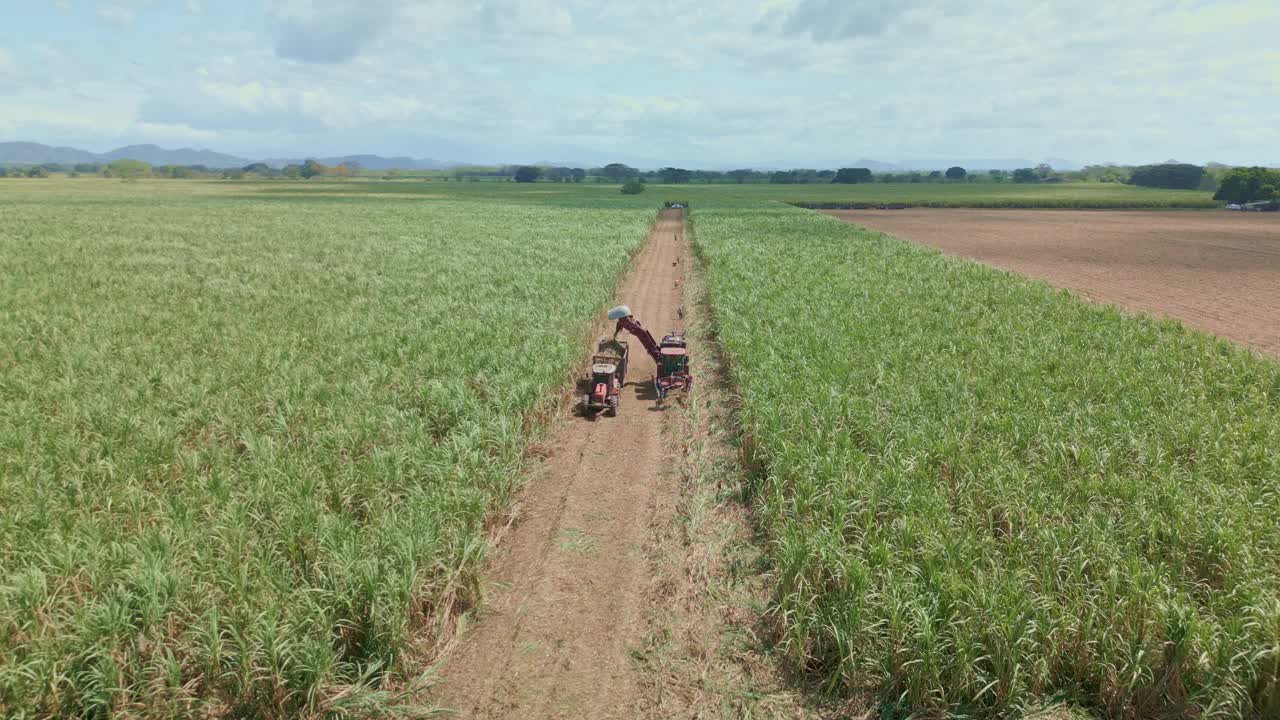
[579,305,692,416]
[612,305,691,398]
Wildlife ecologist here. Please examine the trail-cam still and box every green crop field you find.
[4,175,1220,211]
[700,181,1214,209]
[691,203,1280,718]
[0,179,653,716]
[229,177,1217,209]
[0,177,1265,719]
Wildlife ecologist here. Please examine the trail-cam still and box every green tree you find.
[602,163,636,183]
[832,168,873,184]
[620,178,645,194]
[542,166,572,182]
[945,166,967,180]
[1128,163,1205,190]
[514,166,541,183]
[300,159,326,179]
[157,165,194,179]
[1079,164,1129,183]
[658,167,692,184]
[1213,166,1280,204]
[106,159,152,180]
[1012,168,1038,183]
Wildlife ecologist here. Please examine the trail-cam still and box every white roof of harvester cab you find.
[592,363,617,374]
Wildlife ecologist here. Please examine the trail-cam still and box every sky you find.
[1,0,1277,167]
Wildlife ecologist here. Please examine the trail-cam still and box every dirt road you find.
[426,209,688,718]
[827,209,1280,356]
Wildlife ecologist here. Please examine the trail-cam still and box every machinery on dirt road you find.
[608,305,691,401]
[579,339,628,416]
[579,306,691,417]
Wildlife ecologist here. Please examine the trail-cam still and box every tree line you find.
[1213,167,1280,204]
[0,158,365,180]
[5,158,1277,203]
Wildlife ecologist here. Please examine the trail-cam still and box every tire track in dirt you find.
[425,209,689,719]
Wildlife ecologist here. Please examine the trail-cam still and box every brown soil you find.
[631,233,844,720]
[424,210,691,718]
[826,209,1280,356]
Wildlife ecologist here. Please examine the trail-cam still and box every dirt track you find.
[426,210,688,718]
[827,209,1280,356]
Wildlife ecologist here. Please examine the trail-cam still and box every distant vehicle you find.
[1225,204,1242,210]
[669,203,684,209]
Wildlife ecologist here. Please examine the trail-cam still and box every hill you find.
[0,142,452,170]
[99,144,249,168]
[258,154,450,170]
[0,141,248,168]
[0,142,100,165]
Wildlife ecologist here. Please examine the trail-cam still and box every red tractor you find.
[607,305,691,401]
[579,339,628,416]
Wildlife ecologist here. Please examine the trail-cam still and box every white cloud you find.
[96,5,135,27]
[6,0,1280,165]
[481,0,574,36]
[133,121,221,142]
[271,0,398,63]
[138,59,437,136]
[0,85,140,137]
[779,0,934,40]
[28,43,64,62]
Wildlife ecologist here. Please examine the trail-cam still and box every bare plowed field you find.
[827,209,1280,356]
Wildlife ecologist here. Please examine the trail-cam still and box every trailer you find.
[579,339,628,416]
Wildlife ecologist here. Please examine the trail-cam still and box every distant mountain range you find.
[732,157,1082,172]
[13,140,1230,173]
[0,142,452,171]
[850,157,1083,172]
[0,142,249,168]
[258,154,450,171]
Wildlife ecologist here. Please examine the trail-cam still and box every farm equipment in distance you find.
[608,305,691,401]
[579,339,628,416]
